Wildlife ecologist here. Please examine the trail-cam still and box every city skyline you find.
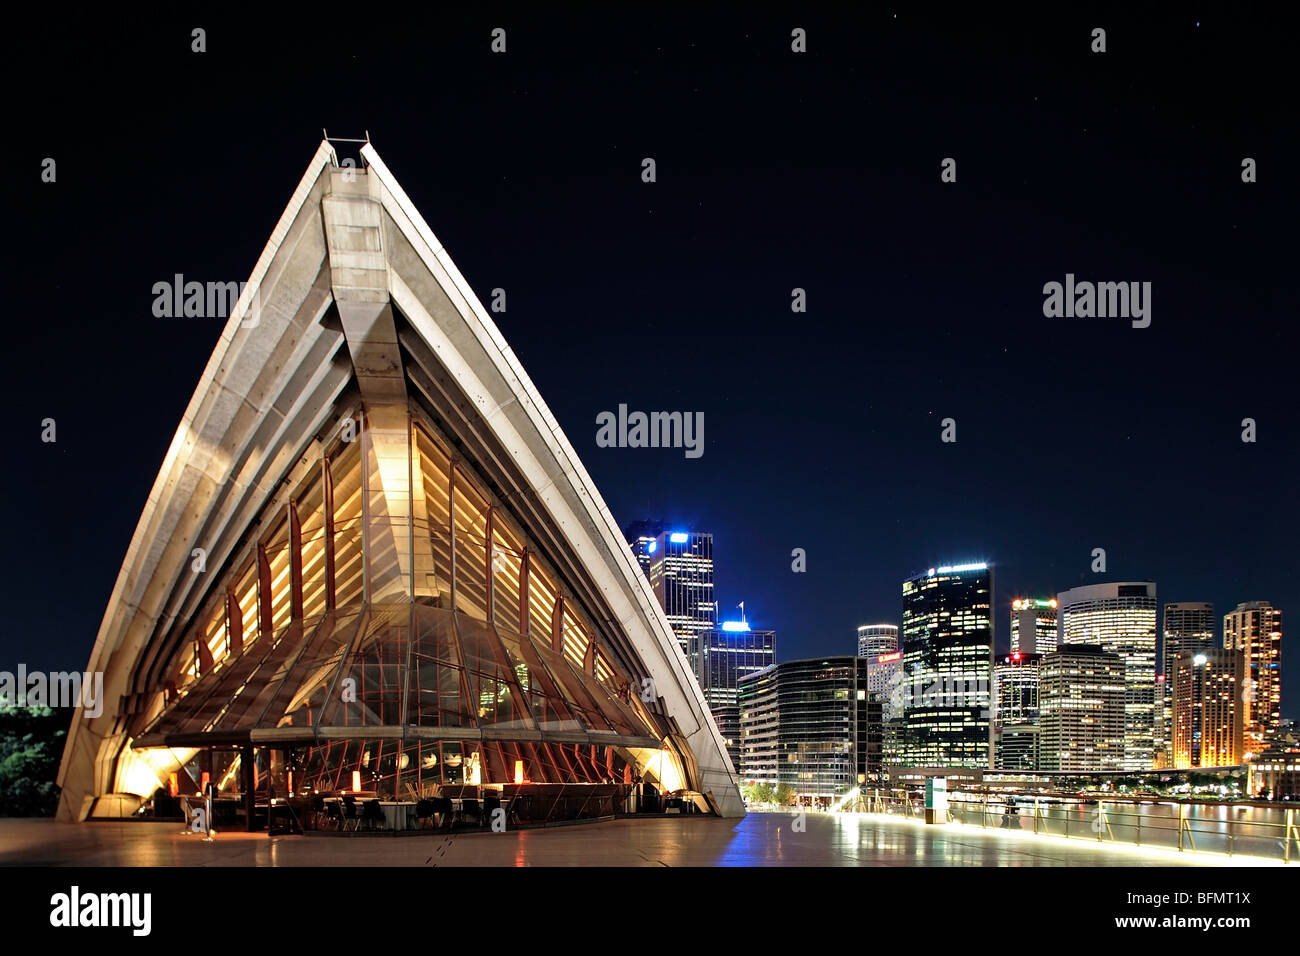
[623,522,1289,722]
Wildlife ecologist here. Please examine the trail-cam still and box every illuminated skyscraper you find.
[1162,602,1216,757]
[900,563,994,768]
[645,530,717,655]
[867,650,905,721]
[1039,645,1127,772]
[1224,601,1284,756]
[1172,648,1245,768]
[689,621,776,771]
[857,624,899,658]
[624,519,666,579]
[1057,582,1158,770]
[1010,598,1058,654]
[859,624,902,720]
[993,651,1041,770]
[738,657,881,805]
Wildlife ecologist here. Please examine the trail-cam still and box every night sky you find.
[6,9,1297,716]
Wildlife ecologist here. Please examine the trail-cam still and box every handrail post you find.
[1286,808,1295,864]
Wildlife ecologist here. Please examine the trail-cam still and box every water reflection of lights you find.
[844,811,1285,866]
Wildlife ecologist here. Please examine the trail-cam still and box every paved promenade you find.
[1,811,1278,867]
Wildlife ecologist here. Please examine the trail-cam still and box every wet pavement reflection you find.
[0,811,1277,867]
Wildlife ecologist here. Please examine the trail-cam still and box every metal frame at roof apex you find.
[323,129,372,169]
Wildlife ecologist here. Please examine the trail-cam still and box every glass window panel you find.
[218,613,330,733]
[364,431,403,600]
[265,518,293,633]
[237,562,260,650]
[414,425,451,535]
[528,564,558,656]
[415,432,452,598]
[190,620,304,734]
[331,439,364,608]
[450,465,489,620]
[270,610,365,730]
[318,605,410,727]
[454,616,535,732]
[203,597,229,665]
[491,532,523,631]
[299,469,328,620]
[561,605,590,670]
[454,529,489,621]
[531,639,610,732]
[411,606,470,730]
[497,621,582,734]
[144,613,290,737]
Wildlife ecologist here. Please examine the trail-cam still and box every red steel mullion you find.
[227,588,243,656]
[551,594,565,654]
[257,545,274,641]
[485,506,495,623]
[289,501,304,620]
[547,741,577,782]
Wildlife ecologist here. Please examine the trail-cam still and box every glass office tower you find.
[1057,582,1158,771]
[1172,648,1245,768]
[1010,598,1058,654]
[1038,645,1127,772]
[689,622,776,770]
[1224,601,1284,756]
[1162,602,1216,760]
[993,652,1041,771]
[624,520,666,580]
[738,657,881,806]
[646,530,717,656]
[899,563,993,768]
[857,624,899,658]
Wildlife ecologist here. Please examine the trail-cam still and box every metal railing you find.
[858,787,1300,862]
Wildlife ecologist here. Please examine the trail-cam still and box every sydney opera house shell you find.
[56,140,744,828]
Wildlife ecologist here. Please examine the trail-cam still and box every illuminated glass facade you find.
[624,520,665,580]
[738,658,881,804]
[132,410,678,805]
[647,530,717,655]
[1038,645,1127,772]
[1224,601,1283,756]
[899,564,993,768]
[867,651,904,720]
[737,666,779,788]
[856,624,898,658]
[993,652,1041,771]
[688,623,775,770]
[1057,582,1158,770]
[1171,648,1244,768]
[1010,598,1057,654]
[1161,602,1215,759]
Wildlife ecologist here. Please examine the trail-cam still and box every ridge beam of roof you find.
[322,171,429,600]
[321,174,405,407]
